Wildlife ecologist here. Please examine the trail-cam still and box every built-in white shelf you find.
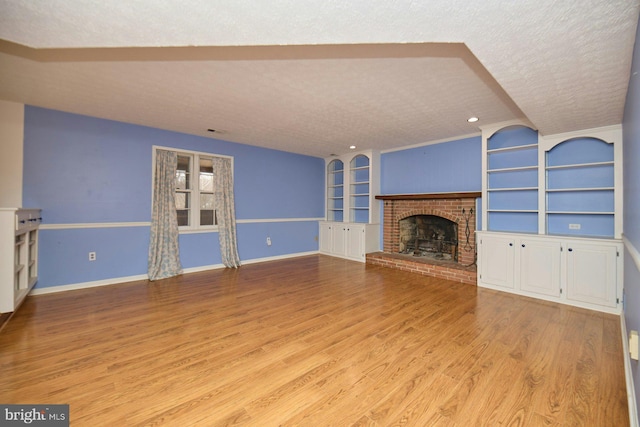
[486,143,538,154]
[545,160,614,170]
[488,187,538,192]
[1,208,41,314]
[487,165,538,173]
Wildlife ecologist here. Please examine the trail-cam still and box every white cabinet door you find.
[319,222,333,254]
[566,241,618,308]
[345,224,365,261]
[331,224,347,256]
[519,238,561,297]
[479,234,515,289]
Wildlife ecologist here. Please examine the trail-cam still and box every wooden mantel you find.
[375,192,481,201]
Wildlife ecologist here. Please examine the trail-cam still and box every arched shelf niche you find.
[483,123,539,234]
[544,135,617,238]
[326,159,344,222]
[349,154,370,223]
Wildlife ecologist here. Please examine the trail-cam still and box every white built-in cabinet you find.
[319,222,380,262]
[0,208,41,313]
[478,231,621,313]
[320,150,380,262]
[478,122,623,313]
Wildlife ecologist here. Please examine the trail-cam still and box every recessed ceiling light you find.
[349,145,356,150]
[467,117,479,123]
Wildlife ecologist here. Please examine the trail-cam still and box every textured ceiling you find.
[0,0,638,158]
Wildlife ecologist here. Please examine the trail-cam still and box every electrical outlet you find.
[266,237,272,246]
[89,252,96,261]
[630,330,639,361]
[569,224,581,230]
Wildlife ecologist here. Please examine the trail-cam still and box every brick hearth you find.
[368,192,479,285]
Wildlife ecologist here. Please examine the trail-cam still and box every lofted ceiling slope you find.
[0,0,638,158]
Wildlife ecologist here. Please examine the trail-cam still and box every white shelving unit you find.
[1,208,41,313]
[321,150,380,262]
[484,124,539,234]
[327,159,344,222]
[349,154,370,223]
[543,137,617,238]
[479,122,623,313]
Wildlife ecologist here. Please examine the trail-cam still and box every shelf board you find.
[546,211,614,215]
[546,232,614,239]
[488,187,538,192]
[545,161,614,170]
[487,209,538,213]
[487,143,538,154]
[546,187,614,192]
[487,165,538,173]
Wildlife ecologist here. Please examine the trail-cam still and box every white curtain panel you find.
[212,157,241,268]
[148,149,183,280]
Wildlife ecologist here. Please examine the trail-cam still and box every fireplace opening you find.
[398,215,458,262]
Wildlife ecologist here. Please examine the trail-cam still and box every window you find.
[155,147,232,232]
[175,154,192,226]
[198,157,216,226]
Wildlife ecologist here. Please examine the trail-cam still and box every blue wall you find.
[380,136,482,236]
[381,136,482,194]
[623,16,640,413]
[23,107,324,289]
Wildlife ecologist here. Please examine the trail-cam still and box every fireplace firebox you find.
[399,215,458,261]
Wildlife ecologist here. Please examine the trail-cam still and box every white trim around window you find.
[152,145,234,233]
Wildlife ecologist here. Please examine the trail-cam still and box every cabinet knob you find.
[522,244,525,248]
[509,243,513,246]
[568,248,573,252]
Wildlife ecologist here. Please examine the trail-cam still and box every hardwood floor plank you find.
[565,314,604,425]
[382,372,458,426]
[0,255,629,426]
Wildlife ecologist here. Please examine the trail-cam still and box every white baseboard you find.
[29,251,320,295]
[621,312,639,427]
[240,251,319,265]
[29,273,150,295]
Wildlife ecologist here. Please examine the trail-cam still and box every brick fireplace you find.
[366,192,480,285]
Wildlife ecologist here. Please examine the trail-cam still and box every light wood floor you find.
[0,255,629,426]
